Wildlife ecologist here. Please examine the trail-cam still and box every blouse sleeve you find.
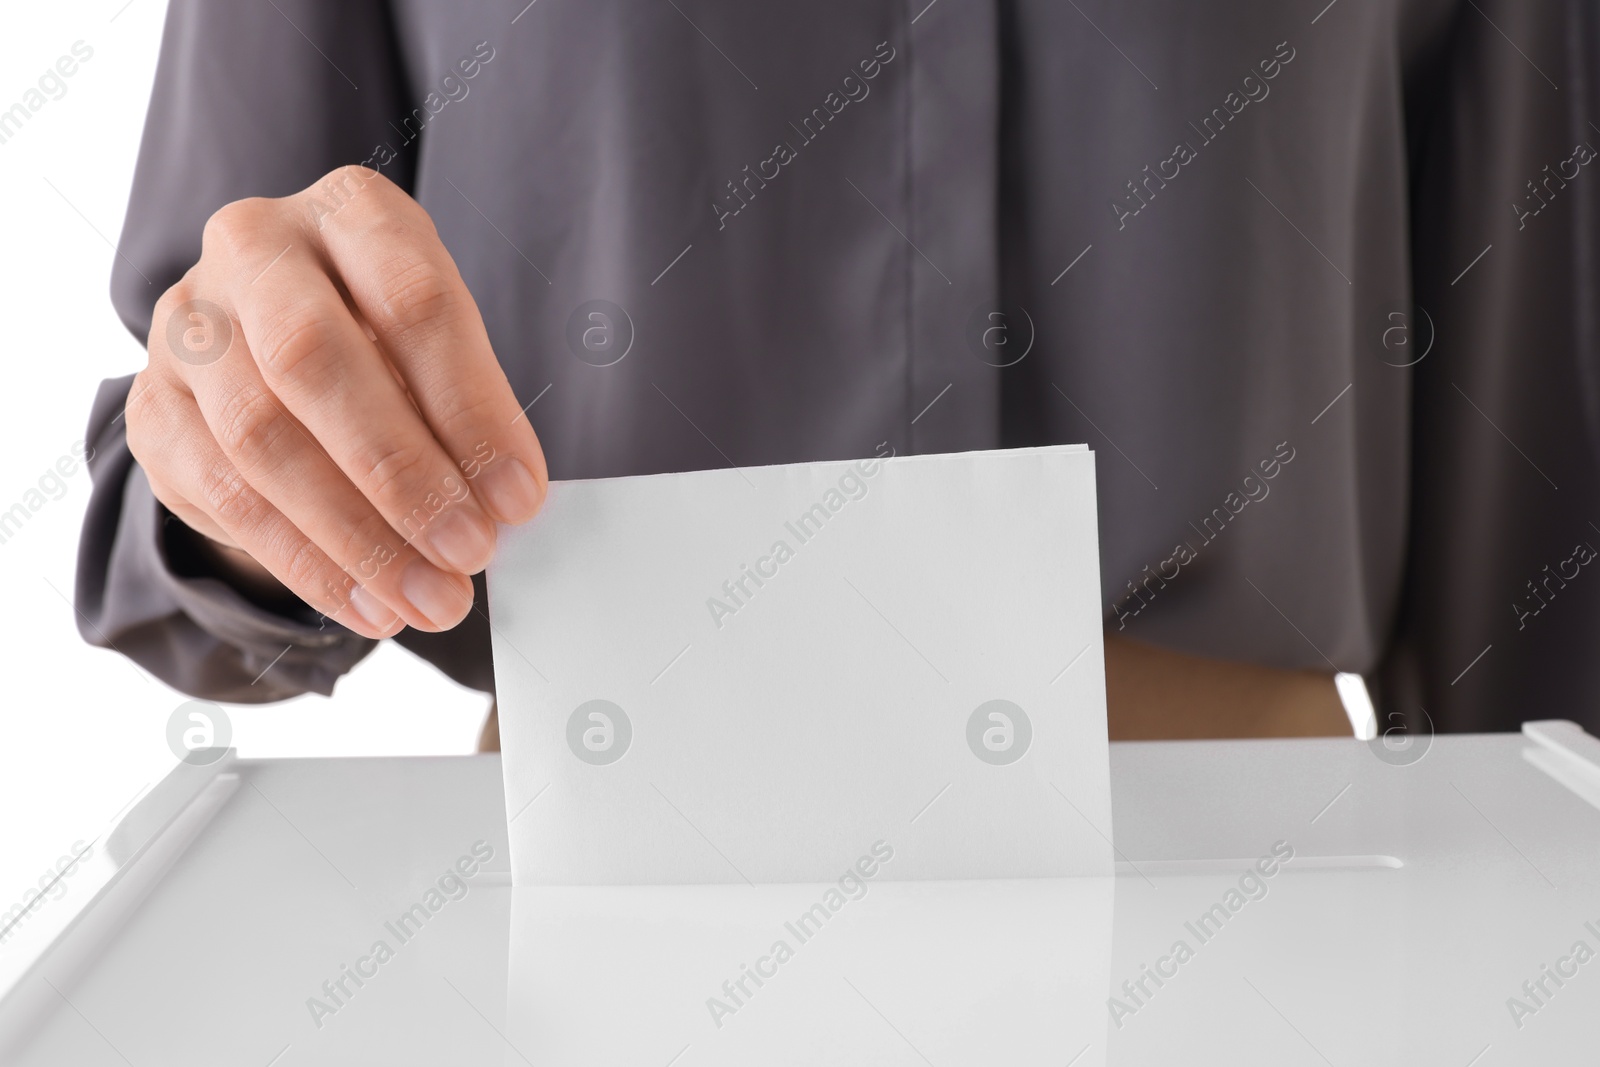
[75,0,420,702]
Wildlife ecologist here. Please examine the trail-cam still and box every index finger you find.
[306,167,548,525]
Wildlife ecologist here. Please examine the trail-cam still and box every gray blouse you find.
[78,0,1600,733]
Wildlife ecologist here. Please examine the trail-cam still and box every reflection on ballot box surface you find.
[506,875,1113,1066]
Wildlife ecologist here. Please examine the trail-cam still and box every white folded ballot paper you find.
[487,445,1113,884]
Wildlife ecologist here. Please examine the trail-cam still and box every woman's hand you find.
[127,166,547,638]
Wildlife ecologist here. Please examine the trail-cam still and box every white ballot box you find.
[3,724,1599,1064]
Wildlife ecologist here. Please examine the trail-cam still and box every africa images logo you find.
[165,299,233,366]
[567,699,631,765]
[165,699,232,766]
[967,700,1031,765]
[565,300,634,367]
[965,304,1034,367]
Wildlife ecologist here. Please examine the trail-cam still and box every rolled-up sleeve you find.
[75,0,418,702]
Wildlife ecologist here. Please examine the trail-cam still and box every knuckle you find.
[197,461,265,533]
[201,197,277,260]
[336,512,405,573]
[254,306,345,383]
[278,535,332,595]
[148,274,237,369]
[354,438,434,506]
[213,388,293,472]
[306,166,430,236]
[330,163,381,188]
[435,389,502,442]
[124,372,179,466]
[370,256,460,339]
[147,283,192,343]
[146,280,198,359]
[307,164,387,202]
[301,166,380,228]
[123,371,158,439]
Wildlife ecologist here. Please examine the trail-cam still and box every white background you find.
[0,1,488,922]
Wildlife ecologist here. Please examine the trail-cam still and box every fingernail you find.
[424,506,495,573]
[401,558,473,629]
[476,457,542,524]
[347,583,399,633]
